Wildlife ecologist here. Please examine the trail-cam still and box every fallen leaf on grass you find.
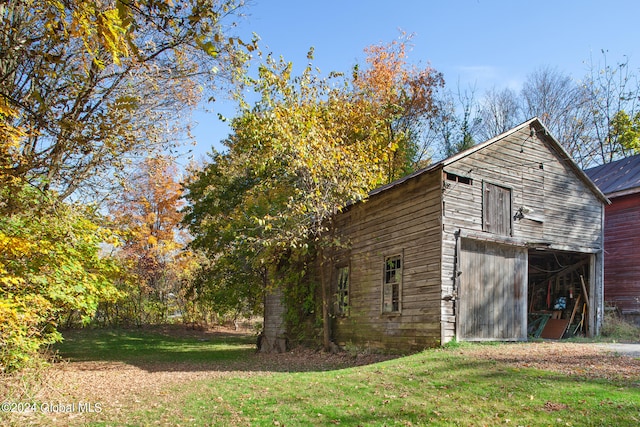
[544,401,568,412]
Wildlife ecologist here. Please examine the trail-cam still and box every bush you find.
[0,295,59,372]
[0,183,122,372]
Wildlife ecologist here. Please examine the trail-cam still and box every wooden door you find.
[483,182,512,236]
[458,238,527,341]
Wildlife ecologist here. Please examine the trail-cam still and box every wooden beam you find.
[566,294,582,335]
[580,275,590,334]
[580,275,590,311]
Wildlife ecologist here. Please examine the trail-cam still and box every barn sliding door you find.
[458,238,527,341]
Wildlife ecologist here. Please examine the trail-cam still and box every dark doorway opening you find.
[527,249,592,339]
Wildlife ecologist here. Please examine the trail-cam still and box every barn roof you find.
[370,117,609,204]
[584,154,640,198]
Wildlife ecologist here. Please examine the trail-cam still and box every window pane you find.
[336,266,349,316]
[383,283,393,312]
[392,283,399,311]
[385,256,401,284]
[383,255,402,312]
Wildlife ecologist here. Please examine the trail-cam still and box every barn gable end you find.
[441,119,606,344]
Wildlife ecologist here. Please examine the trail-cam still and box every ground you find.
[42,342,639,409]
[3,327,639,426]
[457,341,640,381]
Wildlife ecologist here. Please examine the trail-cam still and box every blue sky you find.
[188,0,640,161]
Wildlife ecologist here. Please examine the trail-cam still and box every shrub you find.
[0,183,122,372]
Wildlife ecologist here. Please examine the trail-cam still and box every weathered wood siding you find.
[325,120,604,348]
[603,193,640,319]
[458,239,527,340]
[442,123,605,342]
[443,125,602,249]
[332,171,443,351]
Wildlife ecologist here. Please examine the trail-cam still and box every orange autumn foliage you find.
[353,33,444,181]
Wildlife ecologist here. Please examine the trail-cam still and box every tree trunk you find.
[260,270,287,353]
[319,247,332,352]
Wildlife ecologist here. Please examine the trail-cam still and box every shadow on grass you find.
[48,330,640,427]
[54,326,397,374]
[169,349,640,427]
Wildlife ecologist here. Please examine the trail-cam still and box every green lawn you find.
[56,327,255,364]
[154,352,639,427]
[49,328,640,427]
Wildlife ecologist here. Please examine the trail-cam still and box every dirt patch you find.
[2,334,394,426]
[455,341,640,381]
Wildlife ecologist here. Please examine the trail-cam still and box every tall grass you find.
[600,311,640,341]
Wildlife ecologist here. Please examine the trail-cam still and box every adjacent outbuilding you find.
[585,154,640,325]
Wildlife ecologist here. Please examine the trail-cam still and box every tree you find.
[257,53,388,350]
[610,110,640,153]
[0,0,253,371]
[520,66,590,164]
[476,87,521,141]
[424,84,481,159]
[0,184,122,371]
[475,67,588,159]
[474,67,594,165]
[474,58,640,167]
[352,34,444,180]
[182,152,267,325]
[582,52,640,165]
[185,37,446,350]
[185,51,397,351]
[0,98,25,192]
[107,156,191,325]
[1,0,252,201]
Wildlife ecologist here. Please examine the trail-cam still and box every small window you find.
[336,266,349,317]
[483,182,512,235]
[382,255,402,313]
[446,172,473,185]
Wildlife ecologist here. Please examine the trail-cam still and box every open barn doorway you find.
[527,249,594,339]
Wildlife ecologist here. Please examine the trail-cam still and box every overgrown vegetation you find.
[183,37,446,350]
[0,183,122,372]
[600,311,640,342]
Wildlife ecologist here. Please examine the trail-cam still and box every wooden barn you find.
[585,154,640,325]
[323,118,608,351]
